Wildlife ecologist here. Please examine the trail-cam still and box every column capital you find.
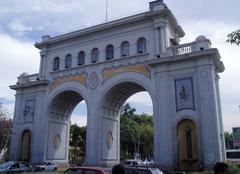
[153,23,165,29]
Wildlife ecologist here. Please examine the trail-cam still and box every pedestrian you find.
[112,164,125,174]
[214,162,231,174]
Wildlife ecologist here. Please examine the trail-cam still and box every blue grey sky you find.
[0,0,239,132]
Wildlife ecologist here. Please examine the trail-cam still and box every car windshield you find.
[0,161,14,168]
[41,162,47,165]
[151,168,163,174]
[124,161,132,165]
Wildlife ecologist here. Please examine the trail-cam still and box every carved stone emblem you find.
[53,134,61,150]
[175,78,195,111]
[106,131,113,149]
[87,71,99,90]
[23,99,35,123]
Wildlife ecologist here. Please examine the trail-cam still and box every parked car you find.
[64,166,112,174]
[35,161,58,171]
[124,166,164,174]
[124,159,143,166]
[0,161,32,173]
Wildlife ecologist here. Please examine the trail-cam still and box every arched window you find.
[91,48,99,63]
[185,127,193,159]
[78,51,85,65]
[121,41,129,57]
[65,54,72,68]
[106,45,114,60]
[137,37,147,53]
[53,57,60,71]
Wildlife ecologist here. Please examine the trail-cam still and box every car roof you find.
[68,167,111,171]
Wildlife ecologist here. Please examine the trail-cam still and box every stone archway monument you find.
[10,0,225,170]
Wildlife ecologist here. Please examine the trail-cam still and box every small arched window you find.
[91,48,99,63]
[78,51,85,65]
[121,41,130,57]
[106,45,114,60]
[53,57,60,71]
[65,54,72,68]
[137,37,147,53]
[185,127,193,159]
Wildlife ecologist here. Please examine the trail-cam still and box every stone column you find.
[154,26,160,57]
[154,22,167,57]
[197,66,222,168]
[154,72,174,170]
[159,25,167,55]
[215,74,226,161]
[39,50,46,78]
[10,93,22,161]
[85,100,99,165]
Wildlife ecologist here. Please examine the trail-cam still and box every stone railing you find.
[167,36,212,56]
[17,73,40,84]
[167,42,192,56]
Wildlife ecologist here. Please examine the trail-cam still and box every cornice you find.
[35,8,184,49]
[9,80,50,90]
[147,48,225,73]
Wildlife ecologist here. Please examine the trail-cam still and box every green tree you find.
[0,103,12,161]
[227,29,240,46]
[120,104,153,160]
[120,115,140,159]
[225,132,234,150]
[69,124,86,164]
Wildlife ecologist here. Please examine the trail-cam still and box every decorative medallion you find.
[175,77,195,111]
[53,134,61,150]
[106,131,113,149]
[87,71,99,90]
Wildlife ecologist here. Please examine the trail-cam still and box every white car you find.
[0,161,32,173]
[36,161,58,171]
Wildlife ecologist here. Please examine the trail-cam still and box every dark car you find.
[64,166,112,174]
[0,161,32,173]
[124,166,164,174]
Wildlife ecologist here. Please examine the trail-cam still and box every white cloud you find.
[9,18,33,36]
[71,114,87,127]
[0,32,39,100]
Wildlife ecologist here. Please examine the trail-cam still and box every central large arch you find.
[96,74,156,166]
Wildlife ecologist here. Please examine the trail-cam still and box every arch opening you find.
[177,119,200,171]
[100,82,153,164]
[21,130,31,162]
[47,90,87,164]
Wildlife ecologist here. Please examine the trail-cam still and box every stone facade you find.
[10,0,225,170]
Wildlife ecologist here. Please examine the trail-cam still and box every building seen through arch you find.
[10,0,225,170]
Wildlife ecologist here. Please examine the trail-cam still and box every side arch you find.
[175,118,201,171]
[21,129,32,162]
[43,82,89,163]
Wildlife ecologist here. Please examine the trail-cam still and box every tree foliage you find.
[69,124,86,164]
[0,103,12,160]
[225,132,234,150]
[68,103,154,163]
[120,104,153,160]
[226,29,240,46]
